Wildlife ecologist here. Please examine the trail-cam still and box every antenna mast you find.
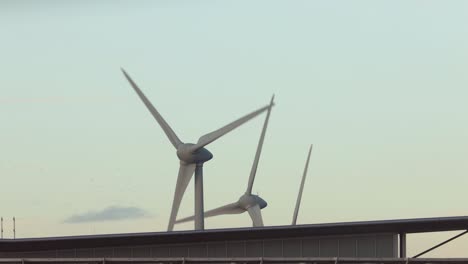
[1,217,3,239]
[13,217,16,239]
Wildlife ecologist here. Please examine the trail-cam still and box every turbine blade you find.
[292,144,313,226]
[247,204,264,227]
[192,103,274,151]
[121,68,182,149]
[175,202,243,224]
[167,163,196,231]
[246,95,274,194]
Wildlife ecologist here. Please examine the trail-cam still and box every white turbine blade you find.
[246,95,274,194]
[167,163,196,231]
[292,144,313,225]
[191,103,273,151]
[121,68,182,149]
[247,204,264,227]
[175,202,243,224]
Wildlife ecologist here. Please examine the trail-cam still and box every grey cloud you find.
[0,96,123,104]
[64,206,150,223]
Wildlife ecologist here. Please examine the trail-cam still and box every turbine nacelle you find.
[176,143,213,164]
[238,193,267,210]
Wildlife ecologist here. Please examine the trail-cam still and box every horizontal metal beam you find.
[2,258,468,264]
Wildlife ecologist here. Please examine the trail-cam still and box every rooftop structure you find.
[1,216,467,260]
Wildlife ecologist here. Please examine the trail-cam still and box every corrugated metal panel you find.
[227,241,245,257]
[245,240,263,257]
[94,247,113,257]
[206,242,226,257]
[339,238,356,257]
[0,233,397,258]
[302,238,319,257]
[188,244,207,257]
[170,245,188,257]
[320,238,339,257]
[282,239,301,257]
[132,246,151,257]
[357,237,376,257]
[151,246,170,257]
[376,234,394,257]
[263,239,282,257]
[56,249,75,258]
[75,248,94,258]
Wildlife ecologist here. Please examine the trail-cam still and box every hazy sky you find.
[1,0,468,257]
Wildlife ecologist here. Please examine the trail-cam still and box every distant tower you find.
[13,217,15,239]
[1,217,3,239]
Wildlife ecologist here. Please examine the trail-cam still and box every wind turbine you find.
[292,144,313,225]
[121,69,272,231]
[175,95,275,227]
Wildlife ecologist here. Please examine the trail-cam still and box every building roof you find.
[1,216,468,252]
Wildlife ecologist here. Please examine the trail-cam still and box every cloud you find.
[64,206,150,223]
[0,96,123,104]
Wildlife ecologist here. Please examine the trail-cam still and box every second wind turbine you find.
[176,95,275,227]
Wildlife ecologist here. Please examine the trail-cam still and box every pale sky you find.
[1,0,468,257]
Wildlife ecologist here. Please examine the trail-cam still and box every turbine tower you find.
[292,144,313,225]
[121,69,272,231]
[176,95,275,227]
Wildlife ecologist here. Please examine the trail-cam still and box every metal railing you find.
[1,258,468,264]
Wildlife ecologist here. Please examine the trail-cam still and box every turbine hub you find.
[177,143,213,164]
[238,194,268,210]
